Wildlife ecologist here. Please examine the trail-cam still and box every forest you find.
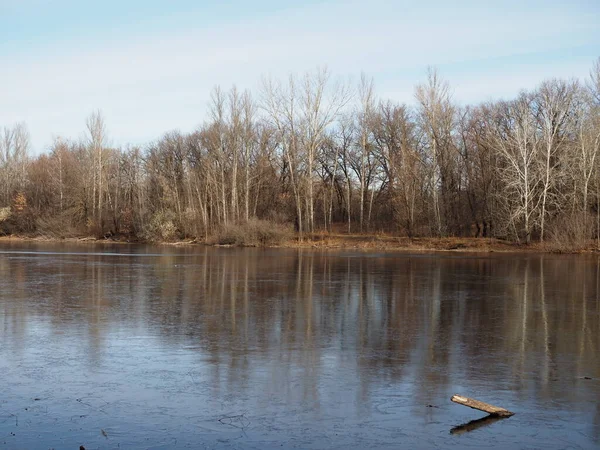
[1,59,600,249]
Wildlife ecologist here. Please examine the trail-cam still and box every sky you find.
[1,0,599,154]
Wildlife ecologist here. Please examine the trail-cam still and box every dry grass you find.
[281,233,537,253]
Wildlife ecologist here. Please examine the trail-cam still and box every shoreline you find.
[1,234,597,255]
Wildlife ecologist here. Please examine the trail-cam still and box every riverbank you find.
[1,233,596,254]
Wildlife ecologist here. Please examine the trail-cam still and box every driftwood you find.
[451,395,514,417]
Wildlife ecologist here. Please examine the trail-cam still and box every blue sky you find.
[1,0,599,153]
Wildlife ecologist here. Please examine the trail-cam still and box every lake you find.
[0,242,598,449]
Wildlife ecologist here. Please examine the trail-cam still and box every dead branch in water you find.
[451,394,514,417]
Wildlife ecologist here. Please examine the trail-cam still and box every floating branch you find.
[451,395,514,417]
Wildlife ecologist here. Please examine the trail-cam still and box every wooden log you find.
[451,394,514,417]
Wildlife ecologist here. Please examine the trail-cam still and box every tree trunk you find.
[346,176,351,233]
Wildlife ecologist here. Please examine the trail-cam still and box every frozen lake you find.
[0,242,598,449]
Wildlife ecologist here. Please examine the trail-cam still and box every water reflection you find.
[450,414,508,435]
[0,244,598,448]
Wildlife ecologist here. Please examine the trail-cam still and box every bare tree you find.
[457,105,498,237]
[49,137,68,213]
[357,73,375,232]
[241,91,257,222]
[208,87,230,226]
[0,123,30,206]
[372,101,423,235]
[228,86,242,222]
[261,74,305,236]
[415,68,456,236]
[299,68,352,232]
[336,115,356,233]
[535,79,578,241]
[575,98,599,225]
[490,95,541,243]
[582,58,600,242]
[86,110,107,231]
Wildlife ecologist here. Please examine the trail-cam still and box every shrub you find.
[0,207,11,236]
[0,207,10,223]
[210,219,293,246]
[35,214,81,239]
[546,212,592,253]
[0,212,36,235]
[141,211,180,242]
[0,194,36,235]
[180,208,204,238]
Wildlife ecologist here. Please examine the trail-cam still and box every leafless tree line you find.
[1,61,600,244]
